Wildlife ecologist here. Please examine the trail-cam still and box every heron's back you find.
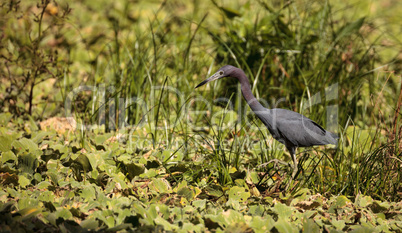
[257,108,338,148]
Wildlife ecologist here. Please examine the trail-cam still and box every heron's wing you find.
[271,109,336,147]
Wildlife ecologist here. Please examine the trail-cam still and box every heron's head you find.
[195,65,237,88]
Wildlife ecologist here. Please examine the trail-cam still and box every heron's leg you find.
[291,152,298,179]
[286,146,298,179]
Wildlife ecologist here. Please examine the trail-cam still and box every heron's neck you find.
[237,74,266,112]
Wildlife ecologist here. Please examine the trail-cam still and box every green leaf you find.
[80,186,96,202]
[55,207,73,220]
[211,1,242,19]
[335,17,365,42]
[0,112,13,126]
[335,195,351,208]
[332,220,346,230]
[205,185,224,197]
[273,203,294,219]
[248,205,264,216]
[204,214,227,228]
[26,115,39,131]
[18,175,31,188]
[192,200,206,210]
[47,171,59,185]
[302,218,320,233]
[250,215,275,232]
[181,222,203,232]
[80,218,99,230]
[18,196,40,209]
[154,216,178,231]
[226,199,241,210]
[140,168,158,178]
[226,222,253,233]
[246,171,260,184]
[33,172,42,182]
[104,215,115,228]
[50,143,69,155]
[106,223,132,232]
[38,191,55,202]
[18,153,38,174]
[12,138,38,153]
[370,201,391,213]
[15,207,42,221]
[177,187,194,201]
[228,186,250,202]
[349,225,376,233]
[293,188,312,199]
[356,195,373,208]
[37,181,51,189]
[32,131,48,144]
[7,187,20,198]
[125,163,145,179]
[222,209,245,225]
[220,7,242,18]
[274,218,298,233]
[75,154,92,172]
[95,134,107,145]
[131,202,147,220]
[1,151,17,162]
[149,178,171,194]
[0,135,16,152]
[112,173,128,189]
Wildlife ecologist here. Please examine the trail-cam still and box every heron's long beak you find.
[195,72,224,88]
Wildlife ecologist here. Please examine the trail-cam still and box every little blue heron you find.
[196,65,338,179]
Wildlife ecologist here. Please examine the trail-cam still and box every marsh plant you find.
[0,0,401,232]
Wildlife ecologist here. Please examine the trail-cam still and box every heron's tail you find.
[330,132,339,140]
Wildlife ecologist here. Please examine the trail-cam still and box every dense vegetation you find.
[0,0,401,232]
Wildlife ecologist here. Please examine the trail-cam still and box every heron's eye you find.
[219,71,224,75]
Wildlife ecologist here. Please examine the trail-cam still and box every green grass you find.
[0,0,401,232]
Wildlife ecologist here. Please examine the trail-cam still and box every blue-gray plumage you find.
[196,65,338,178]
